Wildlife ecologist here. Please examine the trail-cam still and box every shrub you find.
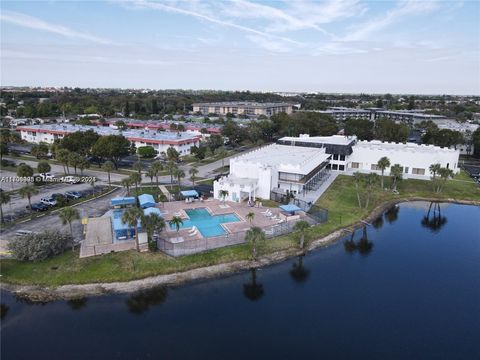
[8,230,73,261]
[137,146,156,158]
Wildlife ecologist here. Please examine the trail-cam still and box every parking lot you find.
[0,187,126,254]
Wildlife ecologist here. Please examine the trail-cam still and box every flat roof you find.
[138,194,156,208]
[111,197,136,206]
[233,144,330,175]
[192,101,291,108]
[17,124,200,143]
[355,140,458,153]
[279,135,355,146]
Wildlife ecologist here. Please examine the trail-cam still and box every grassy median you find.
[1,171,479,287]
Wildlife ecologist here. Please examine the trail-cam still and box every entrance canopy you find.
[181,190,199,198]
[279,204,301,214]
[139,193,156,209]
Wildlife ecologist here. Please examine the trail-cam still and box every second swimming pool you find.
[169,208,241,237]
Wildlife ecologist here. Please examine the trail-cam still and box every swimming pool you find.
[169,208,241,237]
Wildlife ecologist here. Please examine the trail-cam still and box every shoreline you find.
[2,197,479,302]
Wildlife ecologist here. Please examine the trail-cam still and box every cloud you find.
[0,10,111,44]
[342,0,440,42]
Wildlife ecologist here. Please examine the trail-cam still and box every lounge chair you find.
[261,209,270,214]
[189,229,197,237]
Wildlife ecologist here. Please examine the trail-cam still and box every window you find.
[339,165,345,171]
[333,154,339,160]
[340,155,345,161]
[351,162,360,169]
[404,167,409,174]
[371,164,379,171]
[412,168,425,175]
[332,164,338,170]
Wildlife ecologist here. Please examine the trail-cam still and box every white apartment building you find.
[214,144,330,202]
[192,101,293,117]
[214,134,460,203]
[16,124,201,156]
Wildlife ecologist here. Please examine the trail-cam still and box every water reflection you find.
[243,269,264,301]
[421,202,448,233]
[67,298,88,311]
[385,205,400,223]
[1,304,9,320]
[126,286,168,314]
[371,215,384,229]
[290,255,310,283]
[344,226,374,255]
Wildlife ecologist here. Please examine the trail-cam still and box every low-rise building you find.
[16,124,201,156]
[192,101,293,117]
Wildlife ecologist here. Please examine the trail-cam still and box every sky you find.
[0,0,479,95]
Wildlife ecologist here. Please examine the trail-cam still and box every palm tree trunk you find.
[156,175,159,187]
[355,184,362,208]
[28,196,32,213]
[300,233,305,249]
[0,205,4,224]
[381,170,384,189]
[108,172,111,188]
[135,226,140,251]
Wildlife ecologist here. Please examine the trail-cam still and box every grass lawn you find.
[132,186,164,199]
[2,171,478,287]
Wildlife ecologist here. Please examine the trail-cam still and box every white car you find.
[63,175,80,184]
[40,197,57,206]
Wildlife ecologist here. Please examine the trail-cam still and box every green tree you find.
[102,160,115,188]
[115,120,127,130]
[78,157,89,175]
[189,166,199,186]
[146,168,156,184]
[91,135,131,168]
[56,148,71,174]
[19,185,38,211]
[390,164,403,191]
[151,161,164,187]
[68,152,83,174]
[37,160,51,174]
[60,130,99,155]
[121,177,132,196]
[141,213,165,251]
[246,211,255,225]
[293,220,310,249]
[58,207,80,247]
[344,118,374,140]
[166,147,180,163]
[122,207,144,251]
[364,172,379,208]
[31,143,49,159]
[16,163,34,182]
[0,142,8,160]
[137,146,156,158]
[436,167,454,193]
[175,169,185,188]
[167,161,177,190]
[429,163,441,180]
[376,156,390,190]
[7,230,72,261]
[133,161,144,175]
[0,191,11,224]
[219,189,229,204]
[129,172,142,199]
[245,226,265,260]
[169,216,183,242]
[353,172,363,208]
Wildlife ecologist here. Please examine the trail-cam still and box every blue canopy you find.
[111,197,136,207]
[138,193,156,209]
[111,209,142,239]
[180,190,199,198]
[279,204,301,213]
[143,207,162,217]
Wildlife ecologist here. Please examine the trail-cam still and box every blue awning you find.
[138,193,156,209]
[111,197,136,207]
[143,207,162,217]
[180,190,199,198]
[279,204,302,213]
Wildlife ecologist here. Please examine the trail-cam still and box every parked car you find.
[63,175,81,184]
[26,203,49,212]
[40,197,57,206]
[15,230,33,236]
[65,191,82,200]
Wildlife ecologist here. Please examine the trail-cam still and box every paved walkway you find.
[297,172,339,204]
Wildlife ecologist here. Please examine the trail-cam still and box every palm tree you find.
[159,193,168,207]
[353,172,363,208]
[133,161,144,176]
[169,216,183,242]
[293,220,310,249]
[56,148,70,174]
[246,211,255,225]
[102,160,115,188]
[121,178,132,196]
[376,156,390,190]
[141,213,165,251]
[245,226,265,260]
[429,163,441,180]
[390,164,403,191]
[189,166,199,186]
[59,207,80,248]
[129,172,142,199]
[219,190,229,204]
[146,168,156,184]
[167,161,177,190]
[175,169,185,188]
[122,207,144,251]
[19,185,38,212]
[364,172,379,209]
[436,167,454,193]
[78,158,89,176]
[151,161,163,187]
[0,191,11,224]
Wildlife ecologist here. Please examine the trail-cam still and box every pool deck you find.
[160,199,286,242]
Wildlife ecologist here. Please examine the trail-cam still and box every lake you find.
[1,202,479,360]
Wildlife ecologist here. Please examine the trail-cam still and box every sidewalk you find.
[297,172,339,204]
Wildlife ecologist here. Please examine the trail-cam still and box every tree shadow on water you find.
[421,202,447,233]
[384,205,400,224]
[344,226,374,256]
[290,255,310,283]
[243,268,264,302]
[67,298,88,311]
[126,286,168,315]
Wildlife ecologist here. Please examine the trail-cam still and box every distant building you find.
[16,124,201,156]
[192,101,293,117]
